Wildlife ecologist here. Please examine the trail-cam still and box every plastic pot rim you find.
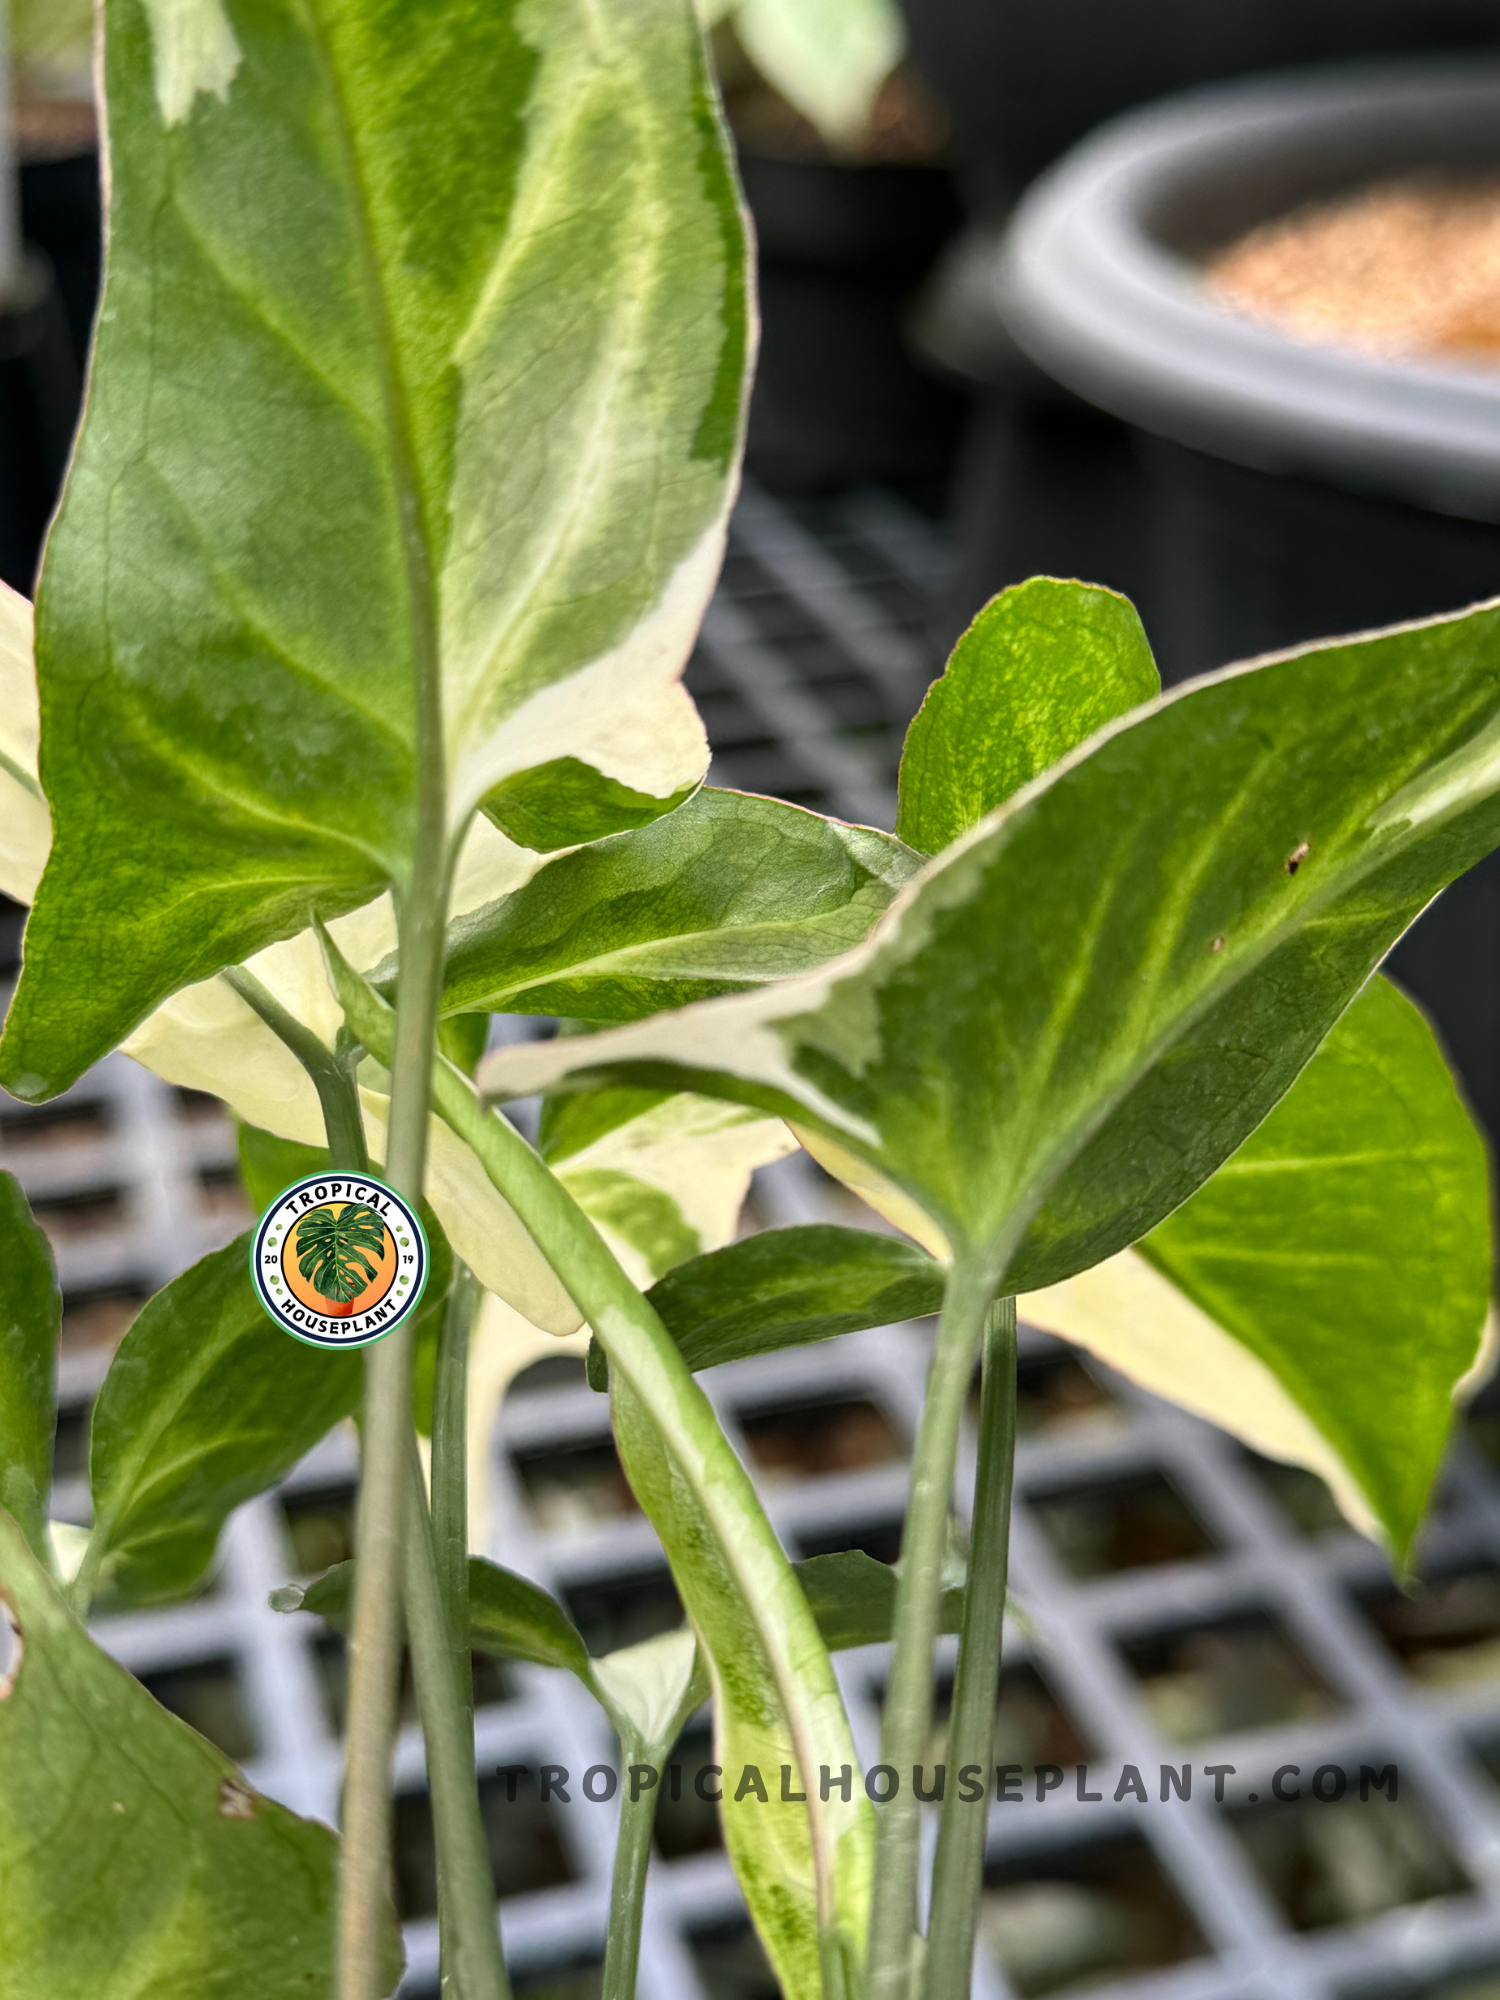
[995,57,1500,523]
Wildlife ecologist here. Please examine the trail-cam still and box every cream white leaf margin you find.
[1021,1251,1381,1537]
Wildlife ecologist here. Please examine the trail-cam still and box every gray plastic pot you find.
[993,58,1500,1134]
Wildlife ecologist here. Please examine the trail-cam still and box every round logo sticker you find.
[251,1174,428,1349]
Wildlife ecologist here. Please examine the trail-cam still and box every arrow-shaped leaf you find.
[0,1507,398,1998]
[476,599,1500,1297]
[2,0,750,1102]
[84,1236,363,1607]
[423,788,919,1024]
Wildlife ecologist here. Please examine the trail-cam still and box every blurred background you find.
[14,3,1500,1995]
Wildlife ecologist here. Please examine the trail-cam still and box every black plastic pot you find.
[901,0,1500,206]
[737,146,967,499]
[988,59,1500,1134]
[0,253,80,593]
[20,146,102,373]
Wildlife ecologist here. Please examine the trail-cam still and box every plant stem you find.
[402,1429,511,2000]
[923,1296,1017,2000]
[433,1264,481,1721]
[601,1733,657,2000]
[223,965,369,1168]
[866,1258,997,2000]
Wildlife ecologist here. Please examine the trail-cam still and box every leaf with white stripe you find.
[477,599,1500,1295]
[2,0,750,1103]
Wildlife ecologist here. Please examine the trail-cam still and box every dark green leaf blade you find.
[796,1551,964,1652]
[0,1508,399,1997]
[647,1225,943,1372]
[1138,975,1490,1558]
[1,0,750,1101]
[467,1557,594,1676]
[480,597,1500,1297]
[428,788,919,1023]
[87,1237,363,1605]
[0,1172,60,1564]
[897,577,1159,855]
[288,1554,592,1679]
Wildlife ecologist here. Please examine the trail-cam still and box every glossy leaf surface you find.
[479,600,1500,1293]
[291,1553,594,1679]
[87,1236,362,1605]
[649,1223,942,1371]
[796,1551,963,1652]
[2,0,749,1101]
[897,578,1159,856]
[0,1509,395,1997]
[1028,976,1490,1557]
[0,1173,60,1565]
[429,788,918,1023]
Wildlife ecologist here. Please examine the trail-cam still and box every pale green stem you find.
[866,1259,997,2000]
[222,966,368,1168]
[227,933,506,1998]
[923,1297,1017,2000]
[403,1429,511,2000]
[433,1264,481,1722]
[601,1730,657,2000]
[338,850,447,1999]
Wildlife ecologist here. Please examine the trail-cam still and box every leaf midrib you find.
[464,900,894,1008]
[301,0,443,859]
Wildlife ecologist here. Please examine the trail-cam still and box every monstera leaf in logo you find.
[294,1204,387,1316]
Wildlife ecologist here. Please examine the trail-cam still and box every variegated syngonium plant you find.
[0,5,1497,2000]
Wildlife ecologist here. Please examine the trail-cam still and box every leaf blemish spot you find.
[218,1777,256,1819]
[1284,840,1312,875]
[1209,934,1226,954]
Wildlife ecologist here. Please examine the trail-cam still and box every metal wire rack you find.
[9,484,1500,2000]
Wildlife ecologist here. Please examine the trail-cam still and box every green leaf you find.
[732,0,905,146]
[0,1173,61,1566]
[480,761,700,854]
[86,1236,363,1606]
[897,578,1159,856]
[478,597,1500,1298]
[235,1121,325,1215]
[1,0,750,1102]
[1026,976,1491,1558]
[648,1224,943,1372]
[286,1553,595,1680]
[0,1507,398,1997]
[427,788,919,1024]
[796,1550,963,1652]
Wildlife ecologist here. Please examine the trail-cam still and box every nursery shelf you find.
[5,484,1499,2000]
